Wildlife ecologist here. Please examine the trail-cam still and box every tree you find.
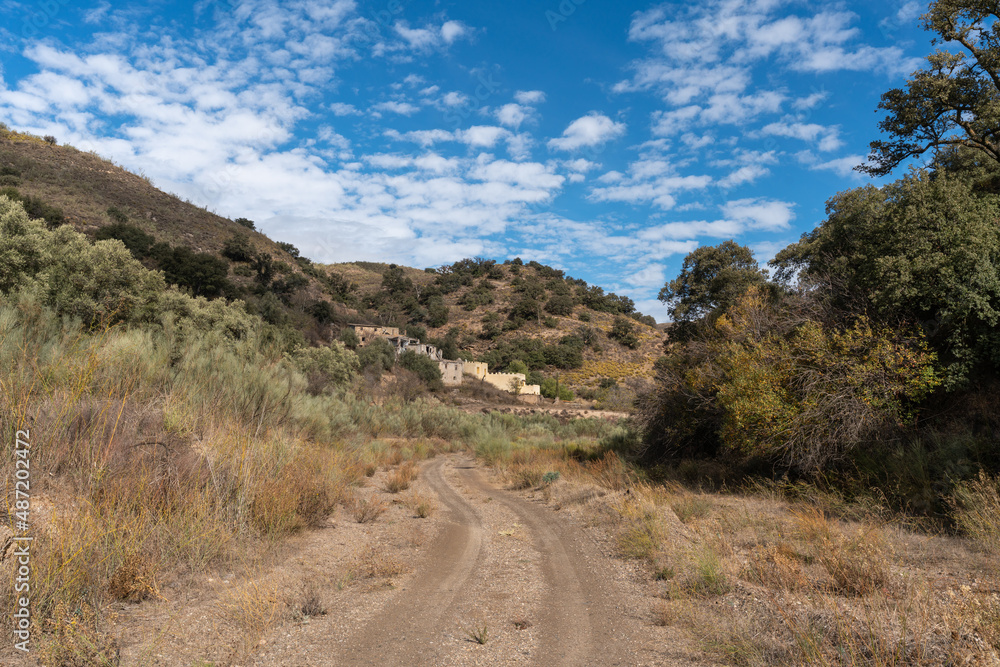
[608,316,640,349]
[658,240,768,338]
[772,165,1000,387]
[859,1,1000,176]
[398,350,443,389]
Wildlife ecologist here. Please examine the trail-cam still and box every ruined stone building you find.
[346,325,540,397]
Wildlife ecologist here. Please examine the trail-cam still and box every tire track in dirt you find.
[335,454,649,666]
[333,456,484,665]
[455,462,640,667]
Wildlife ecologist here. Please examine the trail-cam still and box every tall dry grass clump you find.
[951,471,1000,554]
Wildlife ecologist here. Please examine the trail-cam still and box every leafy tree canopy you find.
[860,1,1000,176]
[658,240,768,336]
[773,163,1000,386]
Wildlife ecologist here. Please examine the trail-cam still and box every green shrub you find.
[222,232,255,263]
[106,206,129,224]
[234,217,256,230]
[94,222,155,258]
[540,377,574,401]
[287,341,359,394]
[338,327,360,349]
[0,196,165,326]
[545,294,574,316]
[155,245,231,298]
[0,187,64,228]
[398,350,443,389]
[609,316,640,349]
[358,337,395,376]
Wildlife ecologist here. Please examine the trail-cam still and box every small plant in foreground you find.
[297,586,327,619]
[541,471,561,485]
[351,495,388,523]
[409,492,435,518]
[466,620,489,644]
[385,462,416,493]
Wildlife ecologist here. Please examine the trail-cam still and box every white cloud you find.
[761,121,842,151]
[717,164,769,187]
[393,19,471,51]
[373,100,419,115]
[495,103,531,128]
[722,197,794,230]
[625,265,666,289]
[441,91,468,107]
[797,151,864,177]
[329,102,360,116]
[514,90,546,104]
[440,20,468,44]
[458,125,508,148]
[548,113,626,151]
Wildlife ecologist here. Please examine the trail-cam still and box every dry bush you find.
[293,584,327,620]
[107,552,159,603]
[407,492,436,518]
[385,462,416,493]
[742,543,810,591]
[944,585,1000,659]
[350,494,388,523]
[651,599,674,627]
[793,508,894,596]
[951,471,1000,554]
[354,545,408,579]
[37,602,121,667]
[507,462,545,490]
[590,451,631,491]
[677,544,733,598]
[221,579,283,658]
[384,446,407,466]
[613,493,664,560]
[671,493,713,524]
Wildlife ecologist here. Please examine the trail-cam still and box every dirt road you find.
[120,454,705,665]
[327,455,684,666]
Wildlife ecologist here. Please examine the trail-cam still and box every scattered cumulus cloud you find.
[548,113,626,151]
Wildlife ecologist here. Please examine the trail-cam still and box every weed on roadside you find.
[465,619,489,644]
[350,495,389,523]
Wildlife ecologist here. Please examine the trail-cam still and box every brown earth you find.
[89,454,712,666]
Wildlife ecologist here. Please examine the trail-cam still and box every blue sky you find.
[0,0,933,320]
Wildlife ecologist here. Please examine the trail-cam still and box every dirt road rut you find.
[333,455,663,666]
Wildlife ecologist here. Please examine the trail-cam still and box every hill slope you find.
[0,125,663,392]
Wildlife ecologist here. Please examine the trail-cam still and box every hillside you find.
[0,126,664,396]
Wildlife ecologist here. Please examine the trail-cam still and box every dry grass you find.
[221,579,283,658]
[353,545,408,579]
[107,552,161,603]
[350,494,389,523]
[384,462,417,493]
[36,602,121,667]
[477,435,1000,666]
[408,491,436,518]
[951,471,1000,554]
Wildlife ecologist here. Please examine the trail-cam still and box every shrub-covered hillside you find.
[0,125,664,400]
[325,258,665,400]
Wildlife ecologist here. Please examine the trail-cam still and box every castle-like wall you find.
[464,361,489,380]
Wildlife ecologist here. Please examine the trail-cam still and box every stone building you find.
[348,324,400,345]
[438,360,463,386]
